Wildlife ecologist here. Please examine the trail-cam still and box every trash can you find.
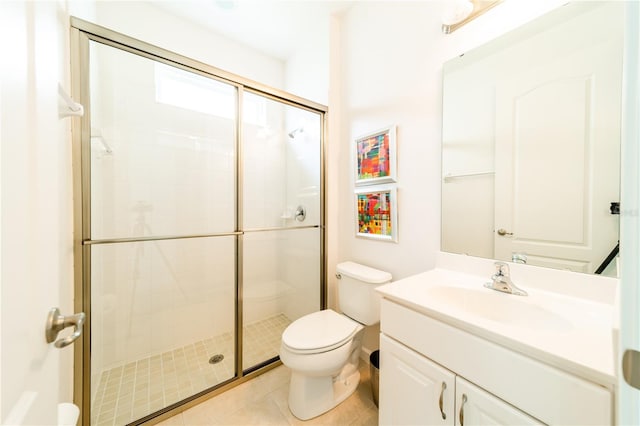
[370,350,380,407]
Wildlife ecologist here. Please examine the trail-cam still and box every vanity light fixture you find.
[442,0,504,34]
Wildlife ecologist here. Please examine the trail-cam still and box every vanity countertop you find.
[376,266,617,387]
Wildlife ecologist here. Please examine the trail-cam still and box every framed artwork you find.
[355,185,398,242]
[355,125,397,186]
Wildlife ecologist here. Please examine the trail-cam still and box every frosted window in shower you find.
[89,41,237,240]
[242,92,321,230]
[154,63,266,126]
[154,63,234,119]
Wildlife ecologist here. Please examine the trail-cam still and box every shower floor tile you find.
[91,313,291,426]
[243,313,291,369]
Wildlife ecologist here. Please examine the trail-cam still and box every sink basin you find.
[423,285,575,331]
[375,265,617,387]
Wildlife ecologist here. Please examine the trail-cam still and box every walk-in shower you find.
[71,19,325,425]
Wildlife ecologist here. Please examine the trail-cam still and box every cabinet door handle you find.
[459,393,467,426]
[438,381,447,420]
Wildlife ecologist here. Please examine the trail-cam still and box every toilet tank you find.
[336,261,392,325]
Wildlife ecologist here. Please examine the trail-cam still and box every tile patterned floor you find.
[243,314,291,369]
[91,314,291,425]
[157,359,379,426]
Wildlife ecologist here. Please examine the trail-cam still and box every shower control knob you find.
[294,206,306,222]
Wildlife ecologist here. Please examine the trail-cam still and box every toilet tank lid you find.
[336,261,392,284]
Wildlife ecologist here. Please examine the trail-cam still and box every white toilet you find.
[279,261,392,420]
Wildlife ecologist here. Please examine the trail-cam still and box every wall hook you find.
[58,83,84,119]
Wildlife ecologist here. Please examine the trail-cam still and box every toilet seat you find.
[282,309,362,354]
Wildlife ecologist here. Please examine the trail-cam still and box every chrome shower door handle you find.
[45,307,86,348]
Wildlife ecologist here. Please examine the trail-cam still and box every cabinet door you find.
[456,377,543,425]
[380,335,455,425]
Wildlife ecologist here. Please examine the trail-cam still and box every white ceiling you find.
[149,0,352,60]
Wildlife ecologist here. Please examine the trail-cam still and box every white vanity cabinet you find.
[378,297,613,425]
[379,334,455,425]
[380,335,542,426]
[455,377,541,426]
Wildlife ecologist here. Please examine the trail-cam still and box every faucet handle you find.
[494,261,510,276]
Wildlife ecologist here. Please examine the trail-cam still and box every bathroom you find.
[1,0,639,425]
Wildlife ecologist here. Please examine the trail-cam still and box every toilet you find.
[279,261,392,420]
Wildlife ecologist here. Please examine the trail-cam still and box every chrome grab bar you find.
[45,308,86,348]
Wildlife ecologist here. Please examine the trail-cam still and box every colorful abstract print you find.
[357,133,390,180]
[357,191,392,236]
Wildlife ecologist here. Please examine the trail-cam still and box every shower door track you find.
[82,225,321,246]
[83,232,243,245]
[243,225,322,233]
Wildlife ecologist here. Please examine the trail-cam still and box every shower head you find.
[288,127,304,138]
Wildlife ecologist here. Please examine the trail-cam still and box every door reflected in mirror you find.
[441,1,623,276]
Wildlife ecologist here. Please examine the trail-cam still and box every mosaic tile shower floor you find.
[91,314,291,425]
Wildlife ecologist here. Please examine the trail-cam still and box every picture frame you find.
[355,125,397,186]
[355,185,398,242]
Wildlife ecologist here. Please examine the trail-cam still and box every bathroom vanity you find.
[376,253,618,425]
[379,2,623,424]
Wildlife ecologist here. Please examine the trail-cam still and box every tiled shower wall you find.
[88,41,321,406]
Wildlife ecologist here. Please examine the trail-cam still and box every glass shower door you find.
[241,92,322,371]
[86,40,238,425]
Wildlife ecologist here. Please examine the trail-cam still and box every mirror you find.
[441,1,623,276]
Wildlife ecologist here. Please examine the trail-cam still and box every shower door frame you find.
[70,18,327,426]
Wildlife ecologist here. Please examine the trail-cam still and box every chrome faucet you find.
[484,262,528,296]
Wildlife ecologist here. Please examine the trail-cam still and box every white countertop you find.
[377,266,617,387]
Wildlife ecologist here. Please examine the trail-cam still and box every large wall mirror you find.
[441,1,623,276]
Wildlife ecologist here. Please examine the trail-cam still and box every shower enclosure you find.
[71,19,326,425]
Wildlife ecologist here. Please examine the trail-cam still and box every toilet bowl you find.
[279,261,392,420]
